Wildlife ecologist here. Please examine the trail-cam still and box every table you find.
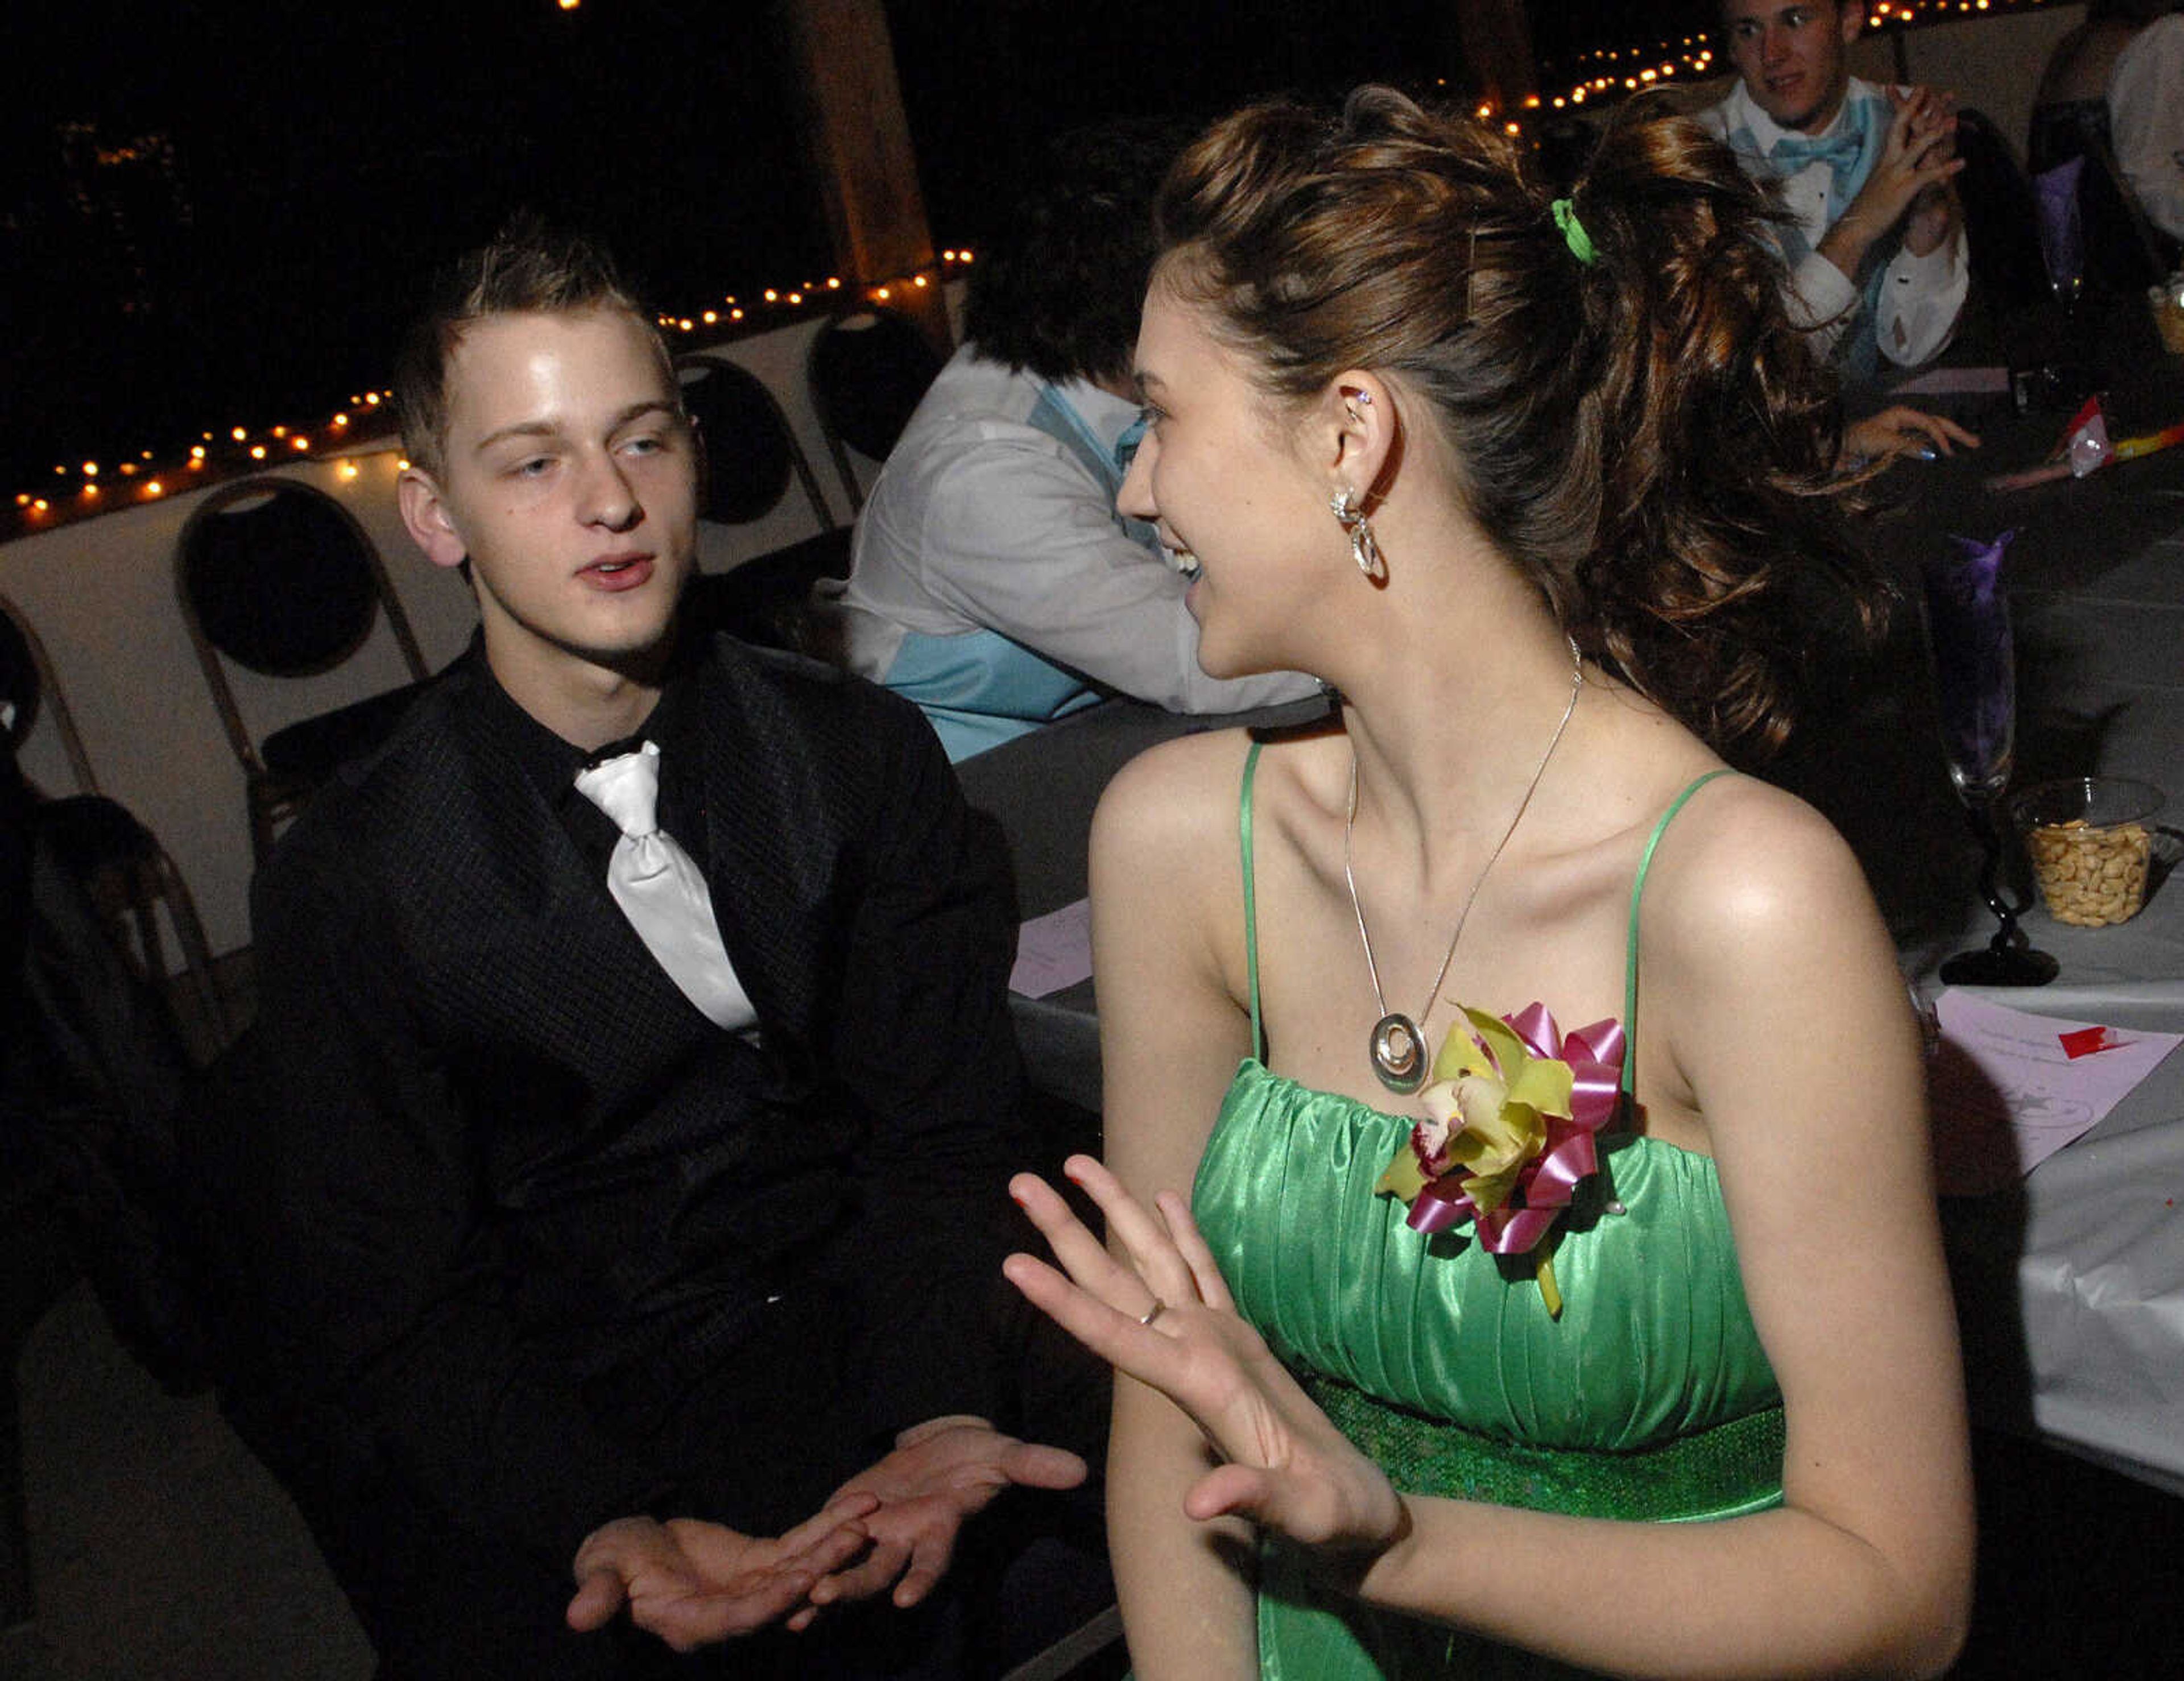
[1885,376,2184,1497]
[958,314,2184,1497]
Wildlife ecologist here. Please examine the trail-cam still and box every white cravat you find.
[573,741,757,1032]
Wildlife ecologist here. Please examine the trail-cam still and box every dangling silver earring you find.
[1331,486,1385,582]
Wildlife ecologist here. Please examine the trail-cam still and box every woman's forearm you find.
[1106,1378,1261,1681]
[1354,1493,1965,1680]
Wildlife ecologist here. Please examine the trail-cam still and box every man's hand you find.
[1821,85,1964,276]
[566,1497,876,1651]
[807,1421,1089,1613]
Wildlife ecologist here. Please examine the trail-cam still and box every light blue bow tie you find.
[1766,91,1885,223]
[1768,129,1868,207]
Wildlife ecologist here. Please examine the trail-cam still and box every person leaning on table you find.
[822,119,1320,762]
[1698,0,1978,469]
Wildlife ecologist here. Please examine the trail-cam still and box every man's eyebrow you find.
[472,399,682,454]
[609,399,685,432]
[1134,370,1167,399]
[472,418,560,454]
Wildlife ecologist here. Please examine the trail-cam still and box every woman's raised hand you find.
[1003,1155,1405,1558]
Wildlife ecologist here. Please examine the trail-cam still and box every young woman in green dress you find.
[1004,86,1973,1679]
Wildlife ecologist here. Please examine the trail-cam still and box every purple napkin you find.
[1922,531,2018,801]
[2034,157,2085,297]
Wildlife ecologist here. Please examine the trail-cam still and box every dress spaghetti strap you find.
[1241,745,1728,1092]
[1620,768,1734,1098]
[1239,741,1267,1061]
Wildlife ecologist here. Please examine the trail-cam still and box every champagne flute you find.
[1921,532,2057,987]
[2034,157,2086,314]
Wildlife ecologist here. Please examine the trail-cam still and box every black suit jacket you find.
[225,634,1035,1568]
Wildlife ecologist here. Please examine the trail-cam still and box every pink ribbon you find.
[1404,1005,1625,1253]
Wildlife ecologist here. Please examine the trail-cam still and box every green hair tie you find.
[1551,198,1597,267]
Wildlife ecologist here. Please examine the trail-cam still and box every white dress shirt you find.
[834,346,1317,715]
[1699,77,1970,370]
[2110,14,2184,246]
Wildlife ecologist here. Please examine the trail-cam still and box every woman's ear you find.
[1317,370,1397,502]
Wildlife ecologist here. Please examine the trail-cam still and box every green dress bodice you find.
[1188,746,1783,1679]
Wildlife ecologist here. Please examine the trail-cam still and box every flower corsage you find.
[1374,1003,1625,1318]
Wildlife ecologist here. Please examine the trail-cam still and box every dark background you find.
[0,0,1716,496]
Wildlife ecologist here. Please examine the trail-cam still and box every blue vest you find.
[882,382,1159,762]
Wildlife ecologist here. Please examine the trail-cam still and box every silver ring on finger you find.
[1138,1299,1166,1328]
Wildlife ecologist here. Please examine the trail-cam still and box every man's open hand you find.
[807,1421,1088,1613]
[567,1497,876,1650]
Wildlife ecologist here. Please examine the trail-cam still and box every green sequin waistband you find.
[1302,1373,1785,1524]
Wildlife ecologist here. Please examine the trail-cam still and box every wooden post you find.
[1456,0,1540,112]
[774,0,950,350]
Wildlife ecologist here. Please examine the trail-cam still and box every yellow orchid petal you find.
[1453,1073,1510,1128]
[1463,1164,1523,1212]
[1447,1135,1524,1181]
[1455,1094,1548,1171]
[1433,1018,1497,1083]
[1419,1079,1463,1129]
[1377,1142,1429,1202]
[1537,1252,1564,1319]
[1443,1079,1525,1174]
[1504,1056,1574,1120]
[1447,1135,1520,1177]
[1459,1007,1530,1078]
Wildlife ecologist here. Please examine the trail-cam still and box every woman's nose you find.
[1116,436,1157,523]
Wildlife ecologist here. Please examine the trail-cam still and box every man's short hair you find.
[1715,0,1856,23]
[962,118,1193,387]
[392,216,665,480]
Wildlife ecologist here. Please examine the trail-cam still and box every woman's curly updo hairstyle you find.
[1153,85,1883,760]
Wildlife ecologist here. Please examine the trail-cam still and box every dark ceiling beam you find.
[773,0,950,347]
[1457,0,1540,111]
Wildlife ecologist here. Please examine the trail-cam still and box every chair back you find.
[5,773,209,1397]
[1954,106,2054,312]
[2,597,231,1051]
[2026,100,2181,295]
[174,477,427,776]
[806,308,944,509]
[676,353,837,528]
[1,592,99,793]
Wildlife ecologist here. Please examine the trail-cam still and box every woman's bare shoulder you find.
[1639,773,1891,990]
[1093,726,1292,855]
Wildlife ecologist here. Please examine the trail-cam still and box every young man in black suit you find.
[223,227,1097,1676]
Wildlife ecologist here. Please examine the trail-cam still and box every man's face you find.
[400,306,697,705]
[1723,0,1864,133]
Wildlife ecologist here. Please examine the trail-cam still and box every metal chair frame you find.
[676,350,857,656]
[173,475,429,862]
[675,350,841,533]
[1,592,229,1048]
[805,307,945,512]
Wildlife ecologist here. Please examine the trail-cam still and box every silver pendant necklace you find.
[1345,635,1584,1094]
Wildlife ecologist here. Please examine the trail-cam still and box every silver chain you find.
[1343,635,1585,1061]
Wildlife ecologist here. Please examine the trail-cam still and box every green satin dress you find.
[1189,747,1784,1679]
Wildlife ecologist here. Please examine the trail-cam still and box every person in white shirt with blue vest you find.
[828,122,1319,762]
[1699,0,1970,385]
